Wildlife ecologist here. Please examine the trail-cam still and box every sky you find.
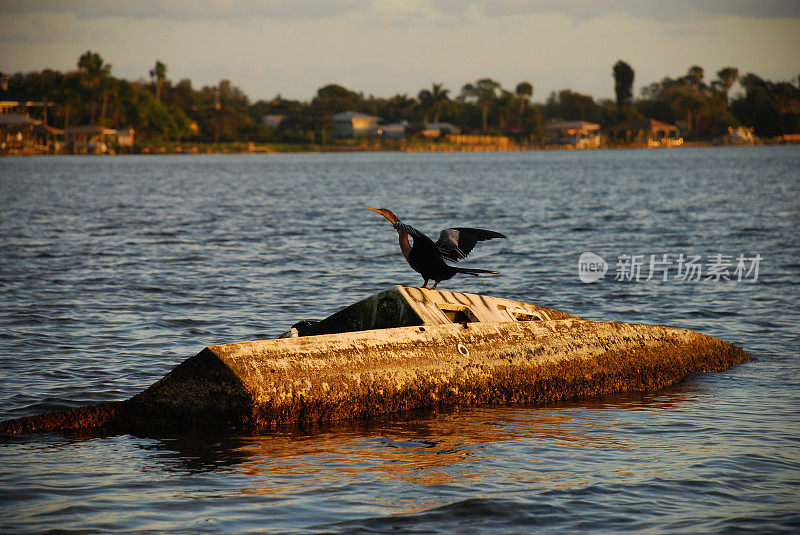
[1,1,799,103]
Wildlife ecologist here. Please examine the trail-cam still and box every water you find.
[1,147,799,533]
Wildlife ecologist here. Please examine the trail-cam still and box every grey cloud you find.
[428,0,800,21]
[0,1,368,21]
[4,0,797,25]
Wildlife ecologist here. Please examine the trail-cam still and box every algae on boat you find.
[0,286,752,435]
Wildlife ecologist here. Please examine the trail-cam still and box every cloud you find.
[1,0,798,103]
[0,12,114,44]
[0,0,368,21]
[4,0,798,26]
[362,1,442,28]
[428,0,800,21]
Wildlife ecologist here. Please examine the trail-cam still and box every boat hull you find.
[0,315,750,435]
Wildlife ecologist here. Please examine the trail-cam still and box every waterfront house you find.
[333,111,381,137]
[0,113,41,154]
[33,124,64,153]
[377,121,407,139]
[1,77,59,154]
[606,118,681,147]
[422,122,460,138]
[262,114,286,128]
[65,125,123,154]
[545,120,601,148]
[713,126,756,145]
[116,128,135,152]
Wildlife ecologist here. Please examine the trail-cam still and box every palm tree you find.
[687,65,705,92]
[612,60,634,107]
[417,89,433,123]
[387,93,417,121]
[417,83,450,123]
[716,66,739,106]
[515,81,533,122]
[497,89,518,130]
[59,72,83,132]
[771,82,800,135]
[150,61,167,103]
[77,50,111,123]
[672,89,706,134]
[462,78,501,131]
[99,76,117,125]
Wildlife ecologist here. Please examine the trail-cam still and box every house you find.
[0,113,41,154]
[0,73,25,114]
[377,121,407,139]
[1,75,59,154]
[262,114,286,128]
[545,120,601,148]
[65,125,122,154]
[116,128,135,152]
[713,126,755,146]
[33,124,64,153]
[333,111,381,137]
[606,118,681,147]
[421,122,460,138]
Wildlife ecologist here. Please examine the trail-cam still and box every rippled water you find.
[1,148,799,533]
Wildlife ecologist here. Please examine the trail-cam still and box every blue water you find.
[1,147,799,533]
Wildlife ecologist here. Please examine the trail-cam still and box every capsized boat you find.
[0,286,751,435]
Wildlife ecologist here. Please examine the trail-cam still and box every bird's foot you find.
[431,281,439,290]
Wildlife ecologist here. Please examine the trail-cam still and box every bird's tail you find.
[455,267,499,276]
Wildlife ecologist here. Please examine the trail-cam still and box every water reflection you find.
[128,385,703,482]
[2,149,797,533]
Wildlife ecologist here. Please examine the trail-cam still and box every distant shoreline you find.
[5,139,795,157]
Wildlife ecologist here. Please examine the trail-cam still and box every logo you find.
[578,252,608,283]
[576,252,761,283]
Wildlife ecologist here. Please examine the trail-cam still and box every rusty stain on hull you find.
[0,287,752,435]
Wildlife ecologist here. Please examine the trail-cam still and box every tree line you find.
[6,52,800,145]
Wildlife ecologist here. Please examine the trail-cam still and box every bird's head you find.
[366,206,400,224]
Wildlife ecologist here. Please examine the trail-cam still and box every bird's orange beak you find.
[367,206,400,224]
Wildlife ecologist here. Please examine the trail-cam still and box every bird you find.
[367,207,507,289]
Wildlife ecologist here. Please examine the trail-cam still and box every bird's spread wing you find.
[394,221,434,244]
[435,227,507,262]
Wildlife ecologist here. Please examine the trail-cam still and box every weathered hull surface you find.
[0,288,752,436]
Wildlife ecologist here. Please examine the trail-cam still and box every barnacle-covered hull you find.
[0,286,751,435]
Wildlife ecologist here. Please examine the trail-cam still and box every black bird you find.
[367,207,507,289]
